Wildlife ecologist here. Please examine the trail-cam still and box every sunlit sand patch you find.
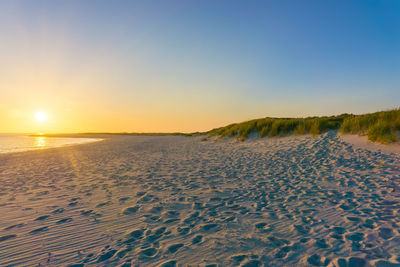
[0,133,399,266]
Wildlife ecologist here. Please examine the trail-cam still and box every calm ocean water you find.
[0,134,102,154]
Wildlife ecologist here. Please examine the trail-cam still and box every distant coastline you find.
[29,132,187,138]
[32,108,400,145]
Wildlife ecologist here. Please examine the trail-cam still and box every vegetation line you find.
[34,109,400,144]
[194,108,400,144]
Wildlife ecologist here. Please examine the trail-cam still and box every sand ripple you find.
[0,133,399,266]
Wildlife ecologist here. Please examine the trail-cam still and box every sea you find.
[0,134,102,154]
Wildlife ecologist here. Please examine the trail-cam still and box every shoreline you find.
[8,131,400,156]
[0,135,104,155]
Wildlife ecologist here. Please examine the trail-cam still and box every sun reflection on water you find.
[34,137,47,147]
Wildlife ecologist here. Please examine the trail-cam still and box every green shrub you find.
[294,123,306,135]
[201,108,399,143]
[269,121,280,137]
[259,125,270,137]
[368,122,397,143]
[339,108,400,143]
[309,120,321,136]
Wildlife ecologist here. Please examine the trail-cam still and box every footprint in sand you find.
[0,234,17,242]
[361,219,375,229]
[255,222,267,229]
[330,226,346,239]
[267,236,290,247]
[332,226,346,234]
[231,254,248,263]
[96,201,111,208]
[146,227,167,242]
[177,227,190,235]
[275,246,292,258]
[346,216,362,223]
[125,229,144,243]
[29,226,49,234]
[163,218,180,224]
[378,227,394,240]
[80,209,94,216]
[345,232,364,242]
[56,217,73,224]
[255,222,273,232]
[149,206,163,214]
[119,197,130,204]
[307,254,331,266]
[97,249,117,262]
[116,248,131,258]
[240,259,262,267]
[374,260,400,267]
[200,223,219,231]
[68,201,78,207]
[183,211,200,224]
[4,223,25,230]
[140,247,158,258]
[158,260,177,267]
[136,191,146,197]
[167,243,184,253]
[192,235,203,244]
[293,224,310,234]
[51,208,65,214]
[122,206,140,215]
[337,257,367,267]
[164,210,180,218]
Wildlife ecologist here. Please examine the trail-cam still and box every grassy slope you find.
[200,109,400,144]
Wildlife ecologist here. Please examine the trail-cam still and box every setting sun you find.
[34,111,48,123]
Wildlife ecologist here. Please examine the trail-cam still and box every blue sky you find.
[0,0,399,132]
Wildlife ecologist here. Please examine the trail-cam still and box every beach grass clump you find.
[309,120,321,136]
[205,115,348,140]
[294,122,306,135]
[201,108,399,144]
[340,108,400,143]
[367,121,397,143]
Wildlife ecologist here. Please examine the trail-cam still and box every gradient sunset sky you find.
[1,0,399,133]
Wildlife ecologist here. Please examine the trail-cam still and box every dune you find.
[341,134,400,155]
[0,133,399,266]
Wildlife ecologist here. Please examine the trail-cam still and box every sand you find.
[0,132,399,266]
[341,134,400,155]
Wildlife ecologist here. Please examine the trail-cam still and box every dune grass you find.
[202,109,400,143]
[341,109,400,143]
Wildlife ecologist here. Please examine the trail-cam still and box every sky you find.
[0,0,399,133]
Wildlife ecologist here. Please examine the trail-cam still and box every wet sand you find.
[0,133,399,266]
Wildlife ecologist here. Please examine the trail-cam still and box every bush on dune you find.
[367,122,397,143]
[200,108,400,144]
[309,120,321,136]
[294,122,306,135]
[341,109,400,143]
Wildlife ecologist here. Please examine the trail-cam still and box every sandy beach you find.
[0,133,399,266]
